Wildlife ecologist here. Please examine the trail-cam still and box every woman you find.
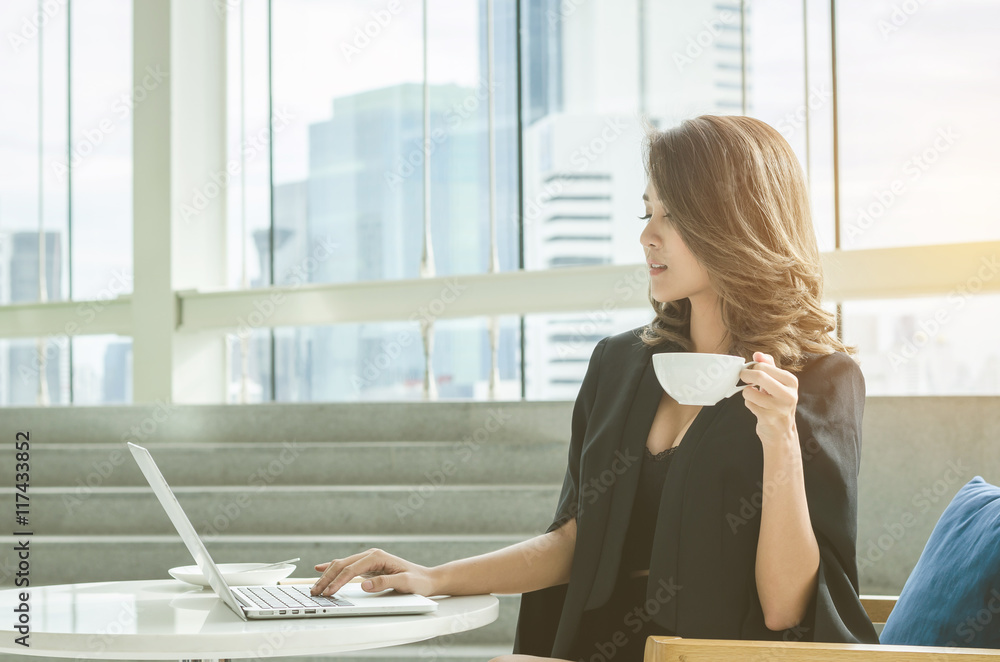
[309,114,880,661]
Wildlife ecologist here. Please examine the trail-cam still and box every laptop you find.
[126,442,439,620]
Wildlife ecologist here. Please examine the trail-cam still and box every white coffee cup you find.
[652,352,760,406]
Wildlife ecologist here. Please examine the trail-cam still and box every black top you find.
[567,446,679,662]
[619,445,677,575]
[512,328,879,660]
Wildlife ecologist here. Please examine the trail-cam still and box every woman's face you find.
[639,181,715,305]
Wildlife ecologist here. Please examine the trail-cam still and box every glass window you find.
[843,293,1000,395]
[522,0,819,271]
[746,0,836,252]
[233,316,522,402]
[70,0,133,300]
[7,0,987,406]
[0,1,68,306]
[0,1,132,406]
[232,0,524,289]
[227,328,273,403]
[0,337,70,406]
[0,1,132,304]
[433,316,521,399]
[72,335,132,404]
[522,0,647,272]
[225,0,271,290]
[525,308,652,400]
[225,0,521,401]
[802,0,837,254]
[837,0,1000,250]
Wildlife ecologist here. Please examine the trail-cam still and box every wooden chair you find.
[643,595,1000,660]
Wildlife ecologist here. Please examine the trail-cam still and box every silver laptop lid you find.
[127,442,246,620]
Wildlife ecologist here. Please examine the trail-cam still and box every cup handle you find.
[724,360,760,399]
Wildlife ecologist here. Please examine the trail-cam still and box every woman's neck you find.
[689,294,730,354]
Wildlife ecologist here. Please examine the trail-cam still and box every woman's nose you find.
[639,222,657,249]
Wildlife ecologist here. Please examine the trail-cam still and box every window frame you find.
[1,0,998,404]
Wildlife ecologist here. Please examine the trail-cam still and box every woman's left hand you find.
[740,351,799,448]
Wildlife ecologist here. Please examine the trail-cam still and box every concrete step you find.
[0,534,531,646]
[0,485,560,535]
[0,401,571,444]
[21,440,569,487]
[0,534,540,587]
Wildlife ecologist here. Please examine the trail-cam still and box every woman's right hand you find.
[311,548,437,597]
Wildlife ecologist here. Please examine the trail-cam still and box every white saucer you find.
[168,563,296,587]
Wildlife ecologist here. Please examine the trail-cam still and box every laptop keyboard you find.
[240,584,355,611]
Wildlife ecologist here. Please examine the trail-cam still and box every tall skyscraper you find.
[256,74,519,401]
[520,1,746,398]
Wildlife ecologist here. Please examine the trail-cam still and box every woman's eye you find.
[638,213,652,222]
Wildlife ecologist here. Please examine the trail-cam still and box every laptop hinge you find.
[232,589,259,611]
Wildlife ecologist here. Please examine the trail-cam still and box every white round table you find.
[0,579,499,660]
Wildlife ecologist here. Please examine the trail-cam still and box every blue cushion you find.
[880,476,1000,648]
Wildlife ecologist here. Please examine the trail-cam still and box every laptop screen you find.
[127,442,246,619]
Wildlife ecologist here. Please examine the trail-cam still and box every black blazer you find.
[512,326,879,658]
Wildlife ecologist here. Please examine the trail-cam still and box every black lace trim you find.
[644,445,679,462]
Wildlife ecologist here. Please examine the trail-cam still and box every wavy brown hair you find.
[638,114,857,374]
